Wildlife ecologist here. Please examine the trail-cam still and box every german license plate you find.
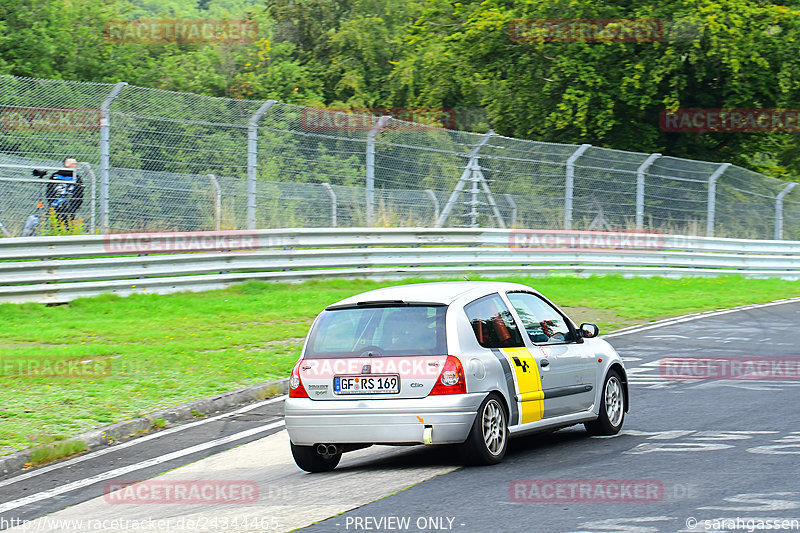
[333,374,399,395]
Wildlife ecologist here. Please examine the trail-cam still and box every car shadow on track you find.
[327,427,595,472]
[505,426,592,458]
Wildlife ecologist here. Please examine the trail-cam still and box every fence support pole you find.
[322,182,337,227]
[366,116,391,227]
[425,189,439,223]
[208,174,222,231]
[635,153,661,230]
[706,163,730,237]
[247,100,277,230]
[100,82,127,234]
[775,182,798,240]
[436,130,494,227]
[564,144,591,230]
[468,160,480,227]
[79,162,97,234]
[504,193,517,228]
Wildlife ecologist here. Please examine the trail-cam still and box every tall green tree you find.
[388,0,800,168]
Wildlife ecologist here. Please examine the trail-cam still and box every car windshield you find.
[304,305,447,358]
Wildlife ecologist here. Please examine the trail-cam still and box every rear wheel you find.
[460,394,508,465]
[585,369,625,436]
[290,443,342,473]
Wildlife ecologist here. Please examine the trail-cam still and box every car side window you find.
[507,292,575,345]
[464,294,524,349]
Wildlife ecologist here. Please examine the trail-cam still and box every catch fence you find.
[1,75,798,239]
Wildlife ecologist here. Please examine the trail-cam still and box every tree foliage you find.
[1,0,800,176]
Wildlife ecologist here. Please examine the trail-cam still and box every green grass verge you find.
[1,275,798,457]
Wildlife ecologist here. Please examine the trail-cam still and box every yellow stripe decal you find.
[501,347,544,424]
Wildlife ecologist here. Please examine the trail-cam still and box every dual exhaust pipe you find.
[316,443,339,456]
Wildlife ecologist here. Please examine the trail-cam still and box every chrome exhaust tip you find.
[316,444,340,456]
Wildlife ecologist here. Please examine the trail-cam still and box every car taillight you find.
[289,361,309,398]
[430,355,466,395]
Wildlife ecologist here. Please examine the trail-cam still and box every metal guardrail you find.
[1,228,799,304]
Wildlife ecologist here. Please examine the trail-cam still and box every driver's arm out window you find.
[464,294,524,348]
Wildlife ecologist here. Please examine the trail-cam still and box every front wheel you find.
[290,443,341,473]
[585,369,625,436]
[460,394,508,465]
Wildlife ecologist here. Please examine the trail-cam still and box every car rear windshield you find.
[304,305,447,358]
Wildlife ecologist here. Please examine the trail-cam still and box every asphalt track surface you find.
[2,300,799,533]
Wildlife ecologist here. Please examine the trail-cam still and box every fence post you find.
[100,82,127,234]
[247,100,277,230]
[564,144,591,230]
[775,182,798,240]
[468,160,480,227]
[635,153,661,230]
[78,162,97,234]
[706,163,730,237]
[366,116,391,226]
[322,182,337,227]
[208,174,222,231]
[436,130,494,227]
[425,189,439,223]
[504,193,517,228]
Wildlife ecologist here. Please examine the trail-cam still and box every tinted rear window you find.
[304,305,447,358]
[463,294,524,349]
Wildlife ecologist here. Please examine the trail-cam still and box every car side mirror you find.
[579,323,599,339]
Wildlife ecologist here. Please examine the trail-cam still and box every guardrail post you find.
[247,100,277,230]
[436,130,494,227]
[79,162,98,234]
[636,153,661,229]
[321,182,337,227]
[208,174,222,231]
[366,116,391,226]
[706,163,730,237]
[100,82,127,234]
[425,189,439,223]
[776,182,798,240]
[565,144,591,230]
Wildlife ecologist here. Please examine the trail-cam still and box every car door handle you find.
[540,359,550,368]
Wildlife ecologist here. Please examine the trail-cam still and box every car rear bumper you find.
[284,393,485,446]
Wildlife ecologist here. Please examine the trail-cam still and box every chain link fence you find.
[1,74,799,239]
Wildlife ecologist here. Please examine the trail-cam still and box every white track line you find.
[0,395,287,490]
[0,420,285,515]
[605,297,800,338]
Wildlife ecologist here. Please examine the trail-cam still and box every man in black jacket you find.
[43,157,84,228]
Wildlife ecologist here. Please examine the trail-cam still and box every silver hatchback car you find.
[285,281,628,472]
